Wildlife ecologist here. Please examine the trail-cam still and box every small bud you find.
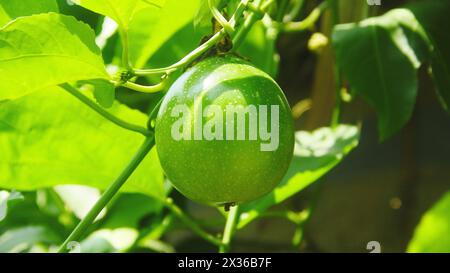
[308,32,329,54]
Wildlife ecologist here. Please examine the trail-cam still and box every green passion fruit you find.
[155,55,295,206]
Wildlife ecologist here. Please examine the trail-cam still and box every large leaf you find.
[333,11,422,140]
[0,0,58,26]
[72,0,165,31]
[408,191,450,253]
[0,13,110,100]
[0,87,165,199]
[238,125,359,228]
[407,0,450,112]
[128,0,201,68]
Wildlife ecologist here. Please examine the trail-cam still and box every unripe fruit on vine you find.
[155,55,295,206]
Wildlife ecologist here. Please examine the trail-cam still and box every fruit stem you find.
[57,136,155,253]
[61,83,152,136]
[219,205,240,253]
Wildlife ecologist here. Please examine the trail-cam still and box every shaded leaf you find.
[238,125,359,228]
[101,193,163,229]
[407,0,450,112]
[333,12,421,140]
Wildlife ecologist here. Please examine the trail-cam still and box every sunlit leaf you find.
[238,125,359,228]
[128,0,201,68]
[408,191,450,253]
[72,0,165,30]
[0,0,59,26]
[0,13,109,100]
[0,87,165,199]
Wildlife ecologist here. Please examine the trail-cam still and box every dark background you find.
[160,0,450,252]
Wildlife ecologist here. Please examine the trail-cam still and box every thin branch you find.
[232,0,265,50]
[282,1,328,32]
[133,30,227,76]
[163,198,224,247]
[58,136,155,253]
[60,83,152,136]
[122,80,166,93]
[209,0,235,35]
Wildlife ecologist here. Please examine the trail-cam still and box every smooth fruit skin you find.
[155,55,295,205]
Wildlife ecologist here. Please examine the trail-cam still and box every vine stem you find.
[120,29,131,70]
[122,80,166,93]
[133,30,227,76]
[61,83,152,136]
[208,0,235,35]
[133,0,253,76]
[327,0,342,128]
[57,136,155,253]
[282,1,329,32]
[163,198,224,247]
[232,0,264,50]
[219,205,240,253]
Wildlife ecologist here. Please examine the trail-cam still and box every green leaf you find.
[407,191,450,253]
[72,0,165,31]
[0,190,24,222]
[0,87,165,200]
[0,226,60,252]
[0,0,59,26]
[333,12,421,140]
[194,0,221,29]
[128,0,201,68]
[80,80,116,108]
[79,228,138,252]
[407,0,450,112]
[238,21,278,77]
[101,193,163,229]
[333,5,450,139]
[0,13,110,100]
[238,125,359,228]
